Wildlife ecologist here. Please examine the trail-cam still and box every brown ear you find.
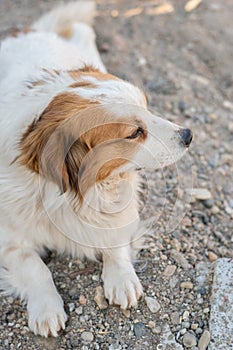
[18,120,72,193]
[39,129,72,193]
[18,92,94,193]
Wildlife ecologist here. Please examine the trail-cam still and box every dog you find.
[0,1,192,337]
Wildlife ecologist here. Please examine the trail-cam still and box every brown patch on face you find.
[18,91,147,201]
[66,117,147,199]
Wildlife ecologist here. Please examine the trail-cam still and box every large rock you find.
[209,258,233,349]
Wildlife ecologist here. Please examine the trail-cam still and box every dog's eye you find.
[127,127,144,139]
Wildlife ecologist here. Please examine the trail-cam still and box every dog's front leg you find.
[0,244,67,337]
[102,246,144,309]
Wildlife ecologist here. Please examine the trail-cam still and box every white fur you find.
[0,1,190,337]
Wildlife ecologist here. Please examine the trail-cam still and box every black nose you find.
[178,128,193,147]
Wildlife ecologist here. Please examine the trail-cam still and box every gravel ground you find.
[0,0,233,349]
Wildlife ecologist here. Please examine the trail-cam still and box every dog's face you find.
[19,68,192,199]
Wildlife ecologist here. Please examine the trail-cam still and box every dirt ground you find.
[0,1,233,349]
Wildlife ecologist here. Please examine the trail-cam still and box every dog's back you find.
[0,1,105,84]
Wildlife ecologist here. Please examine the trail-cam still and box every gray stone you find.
[203,198,214,208]
[186,188,212,200]
[81,331,94,342]
[209,258,233,350]
[170,311,180,325]
[182,332,197,347]
[180,281,194,289]
[75,306,83,315]
[145,296,161,313]
[198,330,210,350]
[133,322,146,338]
[164,265,177,277]
[195,262,211,289]
[170,250,191,270]
[68,303,75,312]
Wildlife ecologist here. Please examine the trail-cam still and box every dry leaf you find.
[185,0,202,12]
[146,3,174,15]
[123,7,143,18]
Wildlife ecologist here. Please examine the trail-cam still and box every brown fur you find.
[27,80,45,89]
[69,81,96,89]
[57,25,73,39]
[68,66,120,82]
[10,27,35,38]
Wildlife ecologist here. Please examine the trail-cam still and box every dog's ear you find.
[18,118,72,193]
[18,92,94,194]
[40,129,72,193]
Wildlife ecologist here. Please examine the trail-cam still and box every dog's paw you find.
[27,293,67,337]
[103,266,143,309]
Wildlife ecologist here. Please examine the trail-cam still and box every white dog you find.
[0,1,192,337]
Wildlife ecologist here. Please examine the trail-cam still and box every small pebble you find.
[196,328,203,335]
[182,311,190,321]
[153,326,162,334]
[145,296,161,313]
[81,331,94,342]
[164,265,177,277]
[198,330,210,350]
[69,287,77,297]
[178,100,186,113]
[75,306,83,315]
[68,303,75,312]
[180,281,194,289]
[79,295,87,305]
[203,198,214,208]
[94,286,108,310]
[182,322,190,329]
[170,311,180,325]
[148,321,155,329]
[133,322,146,338]
[161,254,168,260]
[180,328,187,335]
[92,275,99,282]
[211,206,220,214]
[170,250,191,270]
[182,332,197,347]
[187,188,212,200]
[171,238,181,252]
[208,251,218,262]
[191,323,198,330]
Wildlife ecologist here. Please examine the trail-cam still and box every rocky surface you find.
[0,0,233,349]
[208,259,233,350]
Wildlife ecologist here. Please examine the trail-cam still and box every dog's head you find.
[19,67,192,200]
